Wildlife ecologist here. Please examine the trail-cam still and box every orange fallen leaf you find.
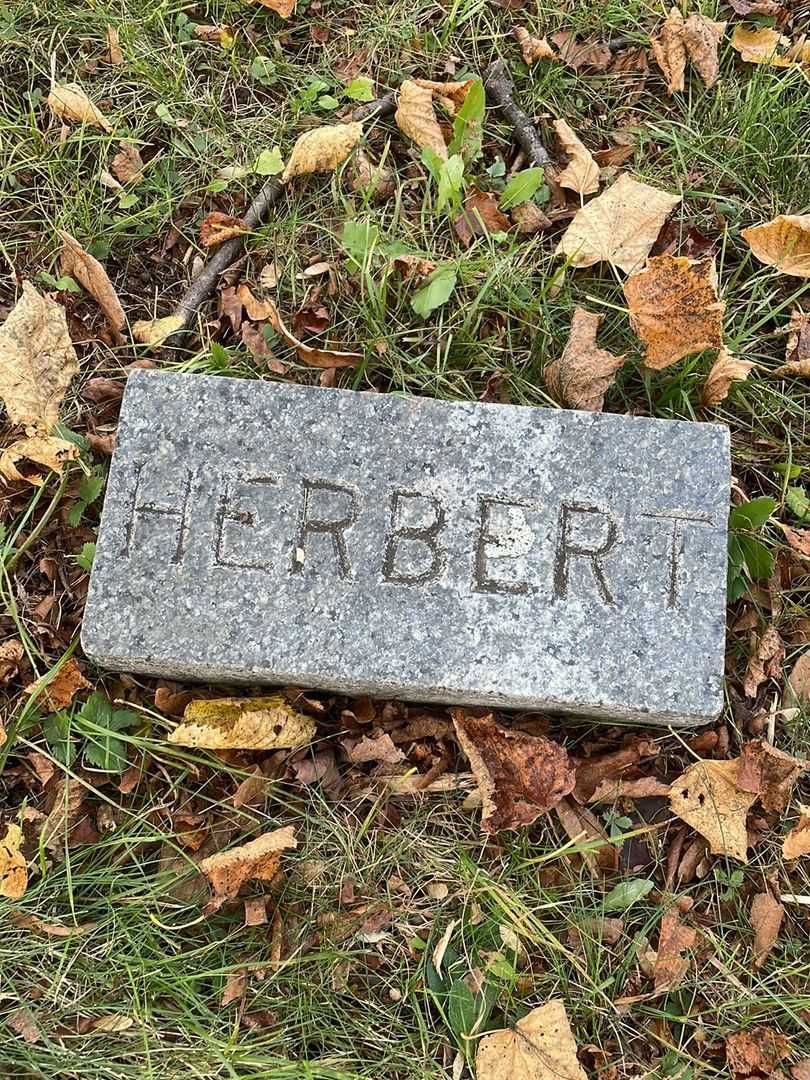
[782,812,810,859]
[513,26,556,65]
[0,823,27,900]
[556,173,681,274]
[742,214,810,279]
[24,658,89,713]
[395,80,447,160]
[781,525,810,557]
[452,711,575,832]
[654,909,697,991]
[60,230,126,338]
[251,0,294,14]
[281,122,363,182]
[199,211,249,249]
[701,348,754,406]
[554,119,599,196]
[131,314,185,347]
[669,757,756,862]
[476,999,587,1080]
[412,78,474,114]
[199,825,296,912]
[730,24,792,65]
[453,189,511,246]
[624,255,724,370]
[544,307,625,411]
[750,891,784,968]
[726,1027,790,1077]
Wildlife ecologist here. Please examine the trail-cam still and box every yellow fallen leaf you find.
[131,314,185,347]
[200,825,296,912]
[0,282,78,435]
[0,435,79,485]
[395,80,447,160]
[251,0,295,14]
[476,999,587,1080]
[0,823,27,900]
[554,119,599,196]
[556,173,681,274]
[514,26,556,65]
[670,757,756,862]
[46,82,113,132]
[624,255,725,370]
[59,231,126,337]
[412,78,474,114]
[245,290,361,369]
[742,214,810,279]
[782,811,810,860]
[730,24,792,65]
[168,695,316,750]
[281,122,363,182]
[701,348,754,406]
[544,307,625,411]
[24,658,90,714]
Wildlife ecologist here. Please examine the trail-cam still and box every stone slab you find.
[82,370,730,726]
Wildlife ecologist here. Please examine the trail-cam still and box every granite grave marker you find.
[82,370,730,725]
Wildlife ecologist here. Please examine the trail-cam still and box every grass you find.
[1,0,810,1076]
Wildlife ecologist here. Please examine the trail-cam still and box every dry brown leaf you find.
[552,31,612,73]
[742,214,810,279]
[199,825,296,912]
[750,892,784,968]
[737,738,807,813]
[111,143,144,184]
[654,909,697,991]
[544,307,625,412]
[46,83,113,131]
[554,119,600,196]
[513,26,556,64]
[253,293,361,369]
[412,78,474,113]
[572,739,660,803]
[106,25,124,65]
[0,640,24,686]
[701,348,754,406]
[786,652,810,705]
[0,823,27,900]
[556,173,681,273]
[59,231,126,337]
[669,757,756,861]
[624,255,725,370]
[131,314,184,347]
[24,658,89,713]
[199,212,249,249]
[782,812,810,859]
[0,436,80,485]
[476,999,587,1080]
[554,797,618,872]
[281,122,363,182]
[8,1007,41,1045]
[773,309,810,376]
[726,1027,790,1077]
[452,711,575,832]
[41,777,85,853]
[651,7,687,94]
[395,81,447,160]
[588,776,671,802]
[252,0,294,14]
[453,189,511,246]
[682,14,727,88]
[221,970,247,1006]
[730,24,792,64]
[781,525,810,558]
[743,625,785,698]
[168,696,316,750]
[0,282,79,435]
[728,0,786,13]
[342,732,405,765]
[511,201,553,235]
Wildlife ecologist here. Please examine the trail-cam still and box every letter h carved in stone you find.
[121,461,195,564]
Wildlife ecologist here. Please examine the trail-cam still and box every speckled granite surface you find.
[82,370,730,725]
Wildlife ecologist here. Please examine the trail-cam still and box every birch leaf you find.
[556,173,681,274]
[0,282,78,435]
[59,231,126,337]
[200,826,296,913]
[742,214,810,278]
[553,119,599,196]
[395,80,447,160]
[624,255,724,369]
[281,122,363,182]
[168,695,316,750]
[476,1000,587,1080]
[545,307,624,411]
[46,83,113,131]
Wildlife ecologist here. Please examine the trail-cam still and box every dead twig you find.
[483,60,553,170]
[164,93,397,346]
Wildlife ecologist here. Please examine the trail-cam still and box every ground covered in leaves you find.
[1,0,810,1077]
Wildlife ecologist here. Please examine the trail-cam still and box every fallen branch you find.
[162,93,397,345]
[483,60,553,169]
